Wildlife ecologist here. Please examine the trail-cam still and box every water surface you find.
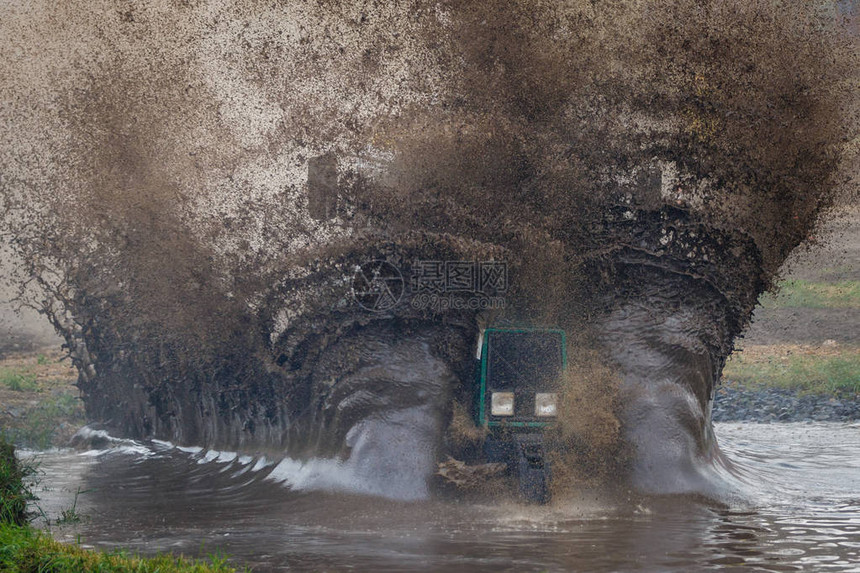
[28,422,860,572]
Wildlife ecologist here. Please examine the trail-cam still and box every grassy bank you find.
[0,352,85,449]
[759,279,860,309]
[0,435,243,573]
[722,344,860,396]
[0,438,35,526]
[0,525,242,573]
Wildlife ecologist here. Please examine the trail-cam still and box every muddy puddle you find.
[23,422,860,572]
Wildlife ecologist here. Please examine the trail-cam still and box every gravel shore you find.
[713,382,860,423]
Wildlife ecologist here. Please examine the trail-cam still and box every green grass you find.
[760,279,860,309]
[0,436,37,526]
[0,368,39,392]
[0,524,244,572]
[4,393,85,450]
[54,488,87,526]
[723,352,860,396]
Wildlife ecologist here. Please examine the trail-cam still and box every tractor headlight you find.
[535,393,558,417]
[490,392,515,416]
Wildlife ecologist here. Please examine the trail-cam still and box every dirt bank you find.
[718,205,860,420]
[0,352,81,448]
[739,206,860,347]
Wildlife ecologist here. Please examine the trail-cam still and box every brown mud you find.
[0,1,857,496]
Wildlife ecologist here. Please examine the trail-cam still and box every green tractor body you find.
[474,328,566,503]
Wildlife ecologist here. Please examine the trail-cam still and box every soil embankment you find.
[715,206,860,422]
[0,351,81,448]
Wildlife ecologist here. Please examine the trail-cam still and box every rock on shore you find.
[713,382,860,423]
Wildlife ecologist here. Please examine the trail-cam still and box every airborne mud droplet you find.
[0,1,856,497]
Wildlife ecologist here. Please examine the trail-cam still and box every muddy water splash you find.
[1,1,857,496]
